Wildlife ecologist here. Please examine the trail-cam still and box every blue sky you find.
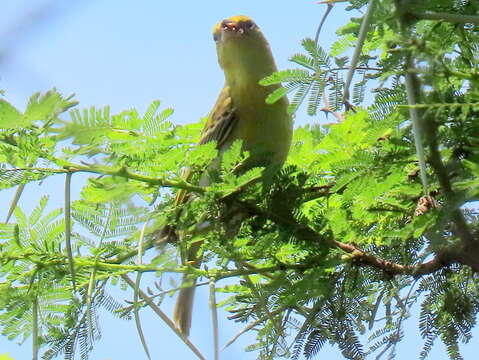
[0,1,477,359]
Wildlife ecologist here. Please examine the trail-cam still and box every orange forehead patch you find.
[228,15,252,23]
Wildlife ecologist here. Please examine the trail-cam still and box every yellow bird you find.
[173,15,293,337]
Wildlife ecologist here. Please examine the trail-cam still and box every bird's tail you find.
[173,275,197,337]
[174,239,202,337]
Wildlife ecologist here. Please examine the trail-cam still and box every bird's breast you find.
[228,84,292,165]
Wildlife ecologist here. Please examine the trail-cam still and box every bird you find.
[172,15,293,337]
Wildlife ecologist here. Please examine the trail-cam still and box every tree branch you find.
[333,241,448,276]
[233,199,451,277]
[397,3,479,271]
[404,65,479,268]
[0,164,205,193]
[414,11,479,25]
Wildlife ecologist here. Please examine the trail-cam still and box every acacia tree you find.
[0,1,478,359]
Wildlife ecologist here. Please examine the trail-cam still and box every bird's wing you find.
[175,85,236,205]
[198,85,237,147]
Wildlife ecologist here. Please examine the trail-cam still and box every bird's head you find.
[212,15,276,80]
[213,15,261,43]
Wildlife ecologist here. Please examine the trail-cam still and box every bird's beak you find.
[221,20,245,34]
[223,21,237,31]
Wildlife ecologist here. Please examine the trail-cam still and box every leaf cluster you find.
[0,1,479,359]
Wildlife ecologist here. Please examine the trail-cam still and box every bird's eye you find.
[245,21,257,30]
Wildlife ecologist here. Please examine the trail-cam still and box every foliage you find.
[0,1,479,359]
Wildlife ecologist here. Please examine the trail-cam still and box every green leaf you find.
[463,160,479,176]
[265,86,292,105]
[259,69,310,86]
[301,38,331,67]
[0,100,22,128]
[186,141,218,169]
[221,139,244,175]
[23,89,77,126]
[289,53,316,71]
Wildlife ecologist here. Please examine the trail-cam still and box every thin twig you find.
[315,2,334,45]
[32,296,39,360]
[134,220,152,360]
[146,281,211,302]
[124,280,211,312]
[222,307,289,351]
[121,274,206,360]
[87,205,112,341]
[64,172,76,290]
[238,264,284,339]
[328,66,382,72]
[238,261,274,279]
[288,298,326,352]
[0,167,64,174]
[0,163,205,193]
[61,161,205,193]
[404,58,429,195]
[222,318,262,351]
[388,279,419,357]
[369,288,385,330]
[343,0,376,109]
[209,277,220,360]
